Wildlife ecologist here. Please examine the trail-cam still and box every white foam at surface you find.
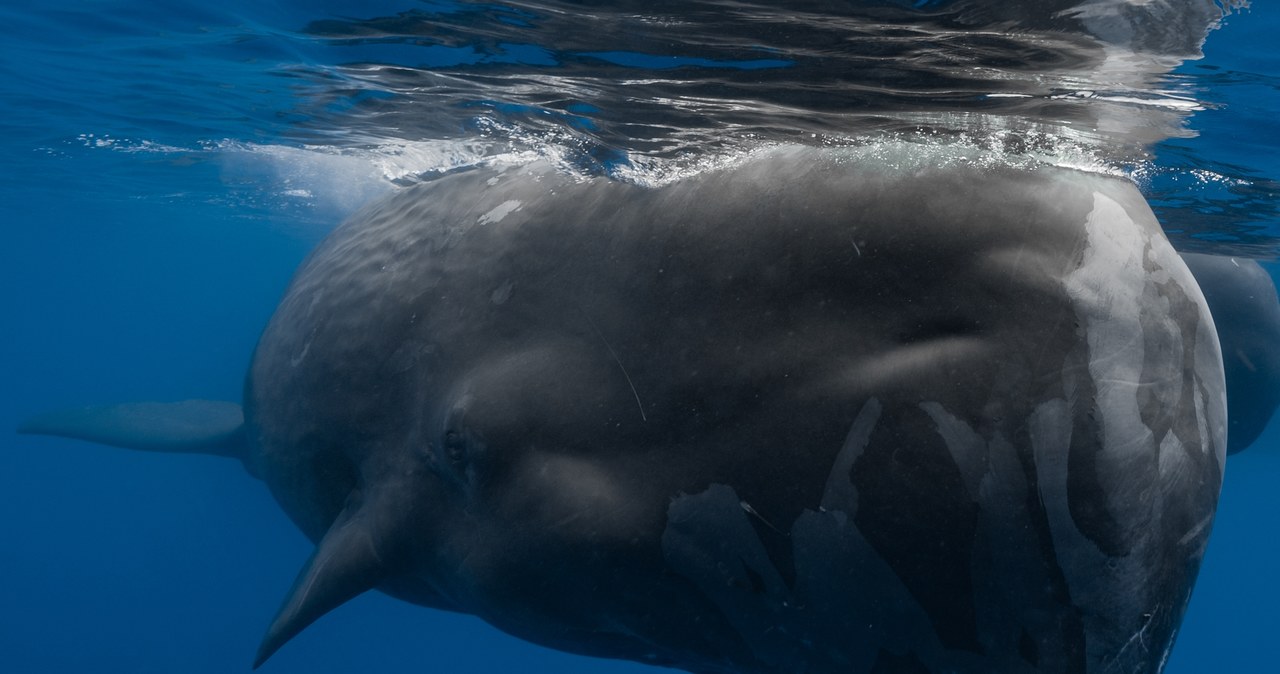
[73,133,558,218]
[74,125,1165,225]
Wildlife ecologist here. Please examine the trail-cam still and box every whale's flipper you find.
[18,400,246,459]
[254,486,411,668]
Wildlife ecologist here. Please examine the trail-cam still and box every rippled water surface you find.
[1,1,1277,673]
[3,0,1277,247]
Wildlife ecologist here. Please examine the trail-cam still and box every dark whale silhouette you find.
[21,146,1227,673]
[1182,253,1280,454]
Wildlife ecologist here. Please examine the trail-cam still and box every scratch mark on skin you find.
[291,329,316,367]
[1177,515,1213,547]
[550,511,585,530]
[581,309,648,423]
[1108,607,1159,673]
[739,500,788,536]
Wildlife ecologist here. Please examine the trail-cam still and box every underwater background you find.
[1,1,1277,672]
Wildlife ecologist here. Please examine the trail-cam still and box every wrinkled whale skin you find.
[244,146,1224,673]
[23,146,1226,673]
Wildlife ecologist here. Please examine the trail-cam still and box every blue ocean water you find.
[0,1,1276,673]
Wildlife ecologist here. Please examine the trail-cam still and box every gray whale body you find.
[21,146,1227,673]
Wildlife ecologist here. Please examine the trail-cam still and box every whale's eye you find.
[443,428,466,463]
[438,401,479,473]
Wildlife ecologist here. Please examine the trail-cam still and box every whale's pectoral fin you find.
[17,399,246,459]
[254,487,408,668]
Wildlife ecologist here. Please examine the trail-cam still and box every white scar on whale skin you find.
[291,328,317,367]
[478,199,523,225]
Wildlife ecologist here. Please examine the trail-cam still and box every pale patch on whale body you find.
[478,200,523,226]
